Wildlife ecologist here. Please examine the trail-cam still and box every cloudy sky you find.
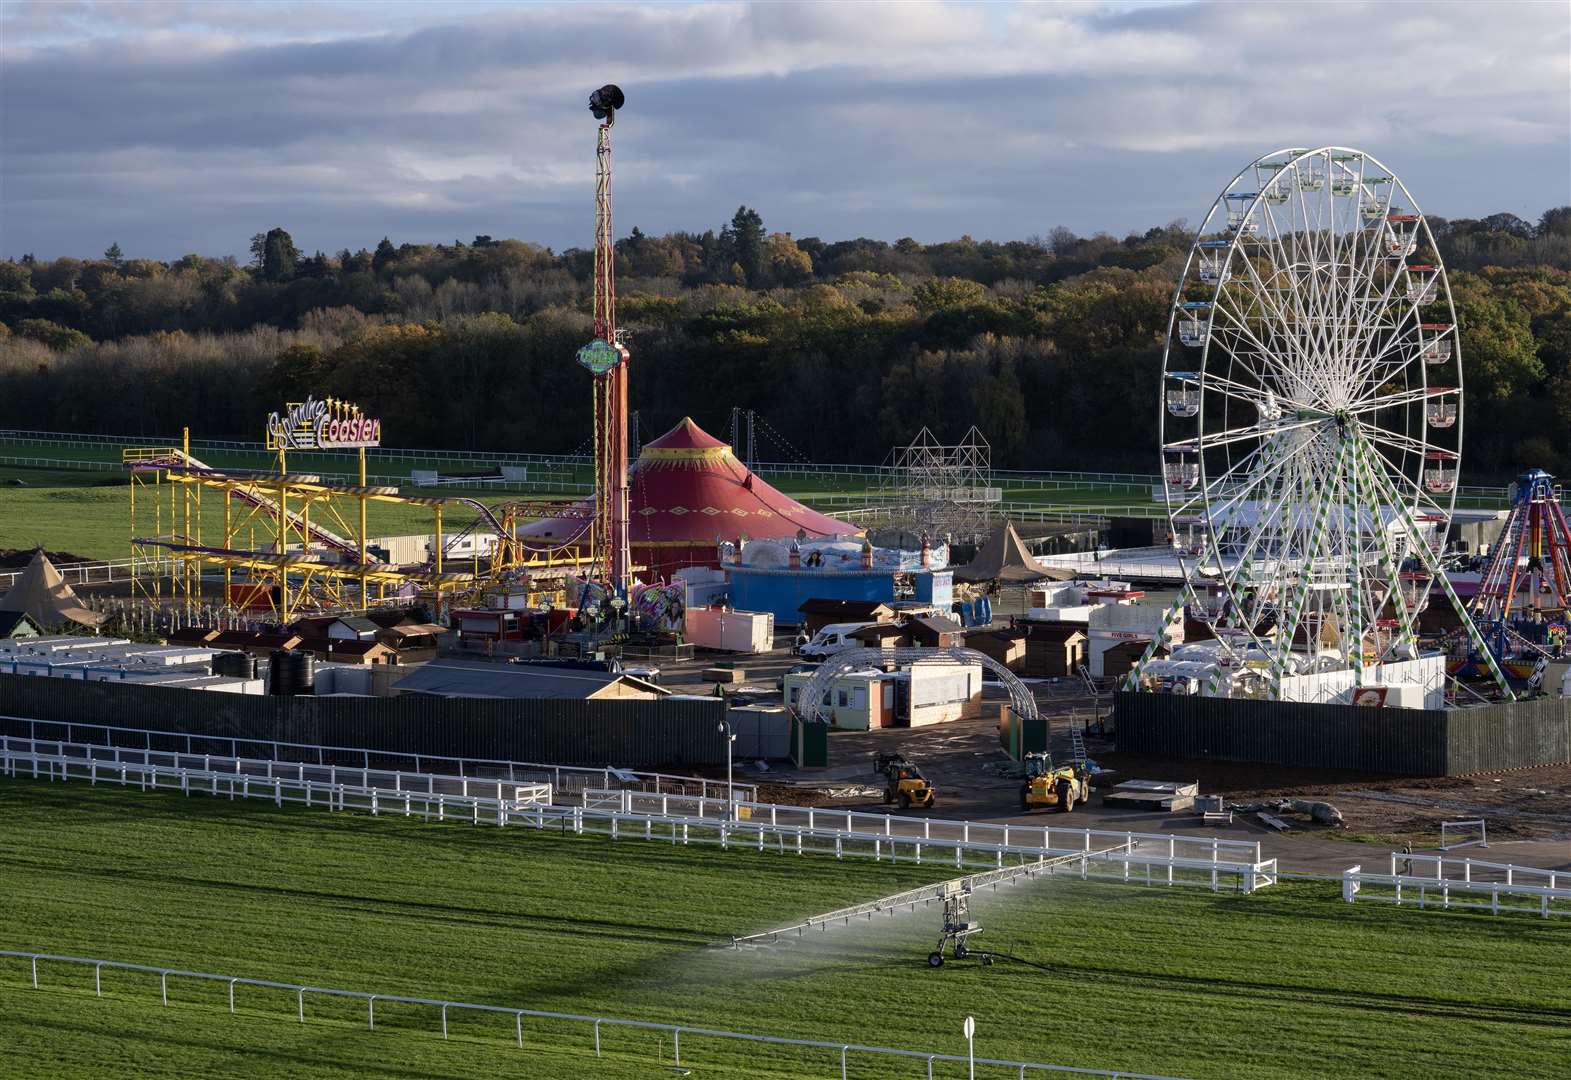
[2,0,1567,261]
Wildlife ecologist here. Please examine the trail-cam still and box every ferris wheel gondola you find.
[1149,147,1511,697]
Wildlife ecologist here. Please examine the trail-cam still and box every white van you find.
[796,622,874,660]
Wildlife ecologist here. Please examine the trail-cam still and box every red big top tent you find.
[521,417,858,581]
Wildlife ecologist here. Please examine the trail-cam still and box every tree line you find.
[0,207,1567,477]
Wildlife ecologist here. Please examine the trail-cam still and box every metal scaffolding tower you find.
[877,426,1000,541]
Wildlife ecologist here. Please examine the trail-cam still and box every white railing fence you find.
[1388,852,1563,888]
[1342,860,1571,918]
[0,718,755,802]
[0,949,1186,1079]
[0,557,158,591]
[581,787,1274,892]
[2,746,1273,892]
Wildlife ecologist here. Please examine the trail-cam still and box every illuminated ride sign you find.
[265,396,382,450]
[576,337,628,375]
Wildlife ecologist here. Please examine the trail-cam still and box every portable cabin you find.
[964,627,1028,672]
[1020,624,1088,678]
[783,668,890,731]
[797,599,896,637]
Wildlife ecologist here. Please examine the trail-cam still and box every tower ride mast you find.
[577,85,631,595]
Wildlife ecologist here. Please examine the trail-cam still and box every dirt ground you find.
[658,639,1571,871]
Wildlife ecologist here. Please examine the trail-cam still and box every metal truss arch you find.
[792,647,1037,725]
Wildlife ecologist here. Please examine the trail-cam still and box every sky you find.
[1,0,1567,261]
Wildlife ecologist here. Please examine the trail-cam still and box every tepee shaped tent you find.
[522,417,858,581]
[953,522,1069,584]
[0,550,106,629]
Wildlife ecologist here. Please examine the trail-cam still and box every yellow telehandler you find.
[1018,752,1089,813]
[874,752,935,810]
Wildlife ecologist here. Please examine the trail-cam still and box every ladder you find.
[1068,718,1088,767]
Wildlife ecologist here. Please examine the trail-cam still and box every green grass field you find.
[0,432,1169,562]
[0,429,1513,564]
[2,779,1567,1079]
[0,466,488,562]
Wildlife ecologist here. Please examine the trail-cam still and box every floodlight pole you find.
[718,719,736,819]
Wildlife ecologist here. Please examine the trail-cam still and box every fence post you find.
[161,971,168,1006]
[674,1028,681,1065]
[95,963,101,997]
[516,1011,524,1048]
[441,1003,448,1038]
[297,988,304,1022]
[31,956,38,989]
[368,996,375,1029]
[841,1045,848,1079]
[229,979,236,1013]
[594,1019,602,1056]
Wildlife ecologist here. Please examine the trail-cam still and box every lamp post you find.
[717,719,736,819]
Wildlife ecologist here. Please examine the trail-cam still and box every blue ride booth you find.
[725,538,954,627]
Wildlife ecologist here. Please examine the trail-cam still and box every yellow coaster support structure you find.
[124,445,595,623]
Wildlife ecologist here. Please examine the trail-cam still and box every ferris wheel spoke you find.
[1356,420,1431,460]
[1343,385,1442,418]
[1346,300,1423,395]
[1170,416,1323,454]
[1351,440,1421,653]
[1207,298,1303,390]
[1200,368,1316,414]
[1243,208,1314,376]
[1212,436,1331,601]
[1205,428,1323,514]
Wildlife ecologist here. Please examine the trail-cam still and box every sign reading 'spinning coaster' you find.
[265,396,382,450]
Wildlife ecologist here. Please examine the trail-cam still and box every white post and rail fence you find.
[1342,855,1571,918]
[0,735,1275,893]
[0,949,1188,1080]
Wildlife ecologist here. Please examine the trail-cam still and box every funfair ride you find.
[124,405,598,623]
[1463,469,1571,675]
[576,84,632,599]
[1136,147,1512,700]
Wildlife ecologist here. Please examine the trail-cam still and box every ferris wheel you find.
[1155,147,1499,694]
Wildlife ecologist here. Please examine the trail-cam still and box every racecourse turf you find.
[0,778,1567,1079]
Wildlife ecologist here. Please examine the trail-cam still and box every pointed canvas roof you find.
[0,550,106,628]
[953,522,1068,584]
[521,417,857,578]
[643,416,728,452]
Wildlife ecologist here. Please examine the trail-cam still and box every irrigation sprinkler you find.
[727,847,1122,965]
[928,880,989,968]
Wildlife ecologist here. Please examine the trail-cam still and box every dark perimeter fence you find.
[1114,692,1571,776]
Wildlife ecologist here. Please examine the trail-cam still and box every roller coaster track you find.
[131,450,599,570]
[437,498,594,562]
[132,450,367,562]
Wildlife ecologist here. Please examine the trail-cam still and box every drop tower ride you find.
[576,84,631,595]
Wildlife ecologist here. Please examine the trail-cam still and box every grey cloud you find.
[1,1,1565,260]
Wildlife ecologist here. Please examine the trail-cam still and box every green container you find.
[791,715,830,769]
[998,707,1048,761]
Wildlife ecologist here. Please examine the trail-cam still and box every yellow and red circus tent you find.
[522,417,858,581]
